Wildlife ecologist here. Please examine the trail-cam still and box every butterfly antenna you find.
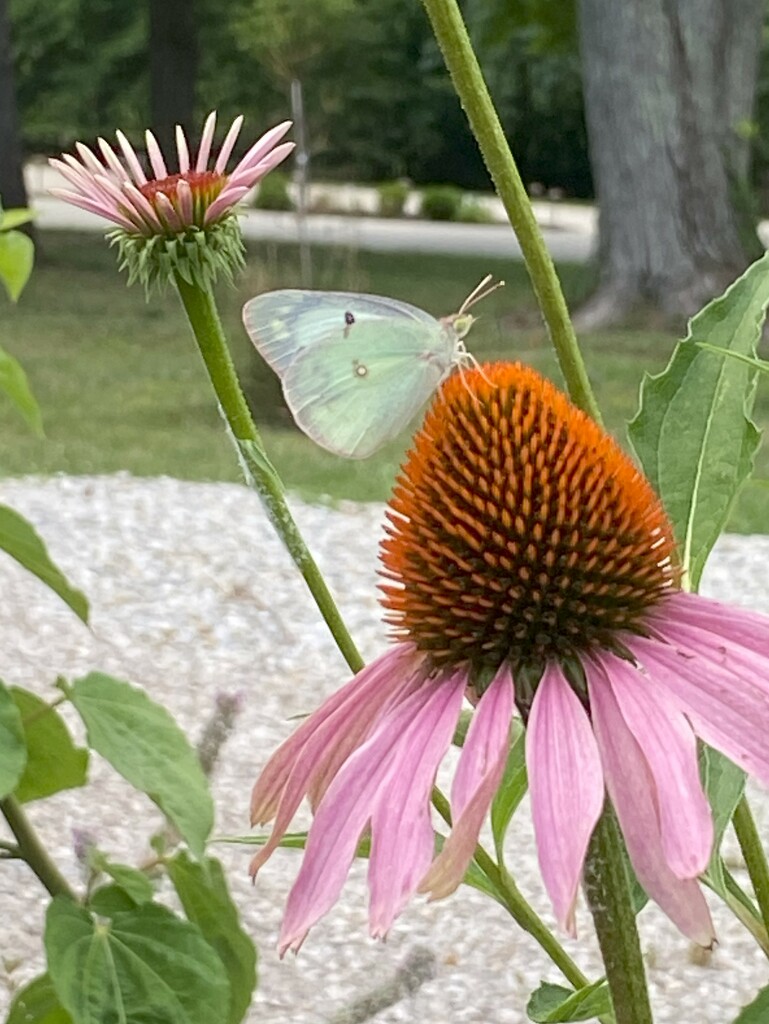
[458,275,505,316]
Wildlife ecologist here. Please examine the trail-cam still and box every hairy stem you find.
[1,796,77,900]
[175,275,363,673]
[733,795,769,942]
[419,0,601,423]
[583,804,653,1024]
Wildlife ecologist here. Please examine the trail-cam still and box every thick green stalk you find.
[583,805,653,1024]
[431,787,591,993]
[733,796,769,941]
[174,275,363,673]
[1,796,76,899]
[419,0,601,423]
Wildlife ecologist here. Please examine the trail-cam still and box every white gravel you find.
[1,474,768,1023]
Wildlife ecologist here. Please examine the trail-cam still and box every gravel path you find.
[1,474,768,1023]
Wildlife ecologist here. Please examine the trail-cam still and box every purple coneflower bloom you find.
[50,112,293,236]
[250,361,769,954]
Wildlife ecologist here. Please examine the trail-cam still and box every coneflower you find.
[251,361,769,954]
[50,112,293,289]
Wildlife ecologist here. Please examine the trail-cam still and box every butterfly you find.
[242,275,503,459]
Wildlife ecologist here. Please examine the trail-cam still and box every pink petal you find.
[115,129,147,185]
[47,189,136,232]
[96,138,128,180]
[526,662,605,936]
[654,591,769,658]
[419,663,515,901]
[278,673,465,954]
[250,644,421,825]
[175,125,190,174]
[176,178,193,226]
[155,192,183,232]
[202,186,250,225]
[122,182,164,232]
[74,142,105,175]
[598,651,713,878]
[652,617,769,698]
[368,669,467,936]
[214,115,244,174]
[588,657,715,946]
[227,143,295,191]
[627,635,769,791]
[232,120,292,176]
[196,111,217,172]
[145,129,168,179]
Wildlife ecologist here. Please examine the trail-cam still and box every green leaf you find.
[6,973,73,1024]
[0,343,43,435]
[699,744,748,909]
[11,687,88,803]
[68,673,213,856]
[0,506,88,623]
[733,983,769,1022]
[490,720,526,862]
[628,252,769,589]
[0,229,34,302]
[89,853,154,905]
[87,884,138,917]
[696,342,769,376]
[45,897,230,1024]
[0,679,26,798]
[527,979,613,1023]
[1,207,34,231]
[168,852,258,1024]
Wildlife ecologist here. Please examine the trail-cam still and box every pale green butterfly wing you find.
[242,289,438,376]
[281,319,457,458]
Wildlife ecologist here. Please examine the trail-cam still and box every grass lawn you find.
[1,230,766,532]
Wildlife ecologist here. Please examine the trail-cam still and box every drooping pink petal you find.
[214,115,245,174]
[278,674,465,955]
[654,591,769,658]
[526,662,605,935]
[250,644,422,826]
[627,635,769,790]
[250,649,423,878]
[652,618,769,698]
[588,656,715,946]
[144,129,168,179]
[598,651,713,878]
[368,669,467,936]
[419,663,515,901]
[195,111,217,172]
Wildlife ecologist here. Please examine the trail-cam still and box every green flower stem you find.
[430,787,591,993]
[1,795,76,899]
[174,275,363,674]
[733,795,769,941]
[420,0,601,424]
[583,804,653,1024]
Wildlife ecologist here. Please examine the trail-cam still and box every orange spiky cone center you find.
[139,170,224,204]
[380,362,677,673]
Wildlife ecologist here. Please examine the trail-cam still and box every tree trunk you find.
[149,0,198,159]
[0,0,28,210]
[577,0,764,326]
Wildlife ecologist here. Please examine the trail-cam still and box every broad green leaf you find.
[491,720,526,862]
[0,229,34,302]
[697,343,769,376]
[628,252,769,588]
[89,853,154,905]
[45,897,230,1024]
[168,852,257,1024]
[0,506,88,623]
[0,679,26,798]
[0,343,43,435]
[699,745,746,901]
[11,687,88,803]
[1,208,34,231]
[734,983,769,1023]
[6,973,73,1024]
[87,884,138,917]
[68,673,213,856]
[527,979,613,1023]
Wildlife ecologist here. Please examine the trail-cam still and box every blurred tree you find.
[577,0,764,324]
[149,0,197,155]
[0,0,27,209]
